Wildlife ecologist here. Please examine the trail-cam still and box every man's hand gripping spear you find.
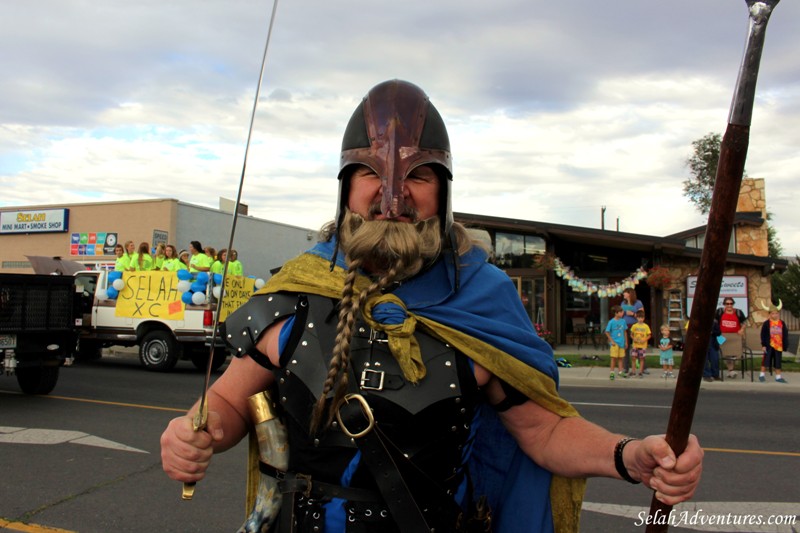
[646,2,780,531]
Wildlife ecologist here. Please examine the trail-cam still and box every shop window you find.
[495,232,546,269]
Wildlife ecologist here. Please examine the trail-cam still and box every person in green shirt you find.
[123,240,136,271]
[210,249,227,275]
[130,242,155,271]
[227,249,244,276]
[179,250,191,271]
[188,240,212,273]
[154,243,167,271]
[113,244,130,272]
[161,244,185,272]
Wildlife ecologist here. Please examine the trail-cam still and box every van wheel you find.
[17,366,60,395]
[189,347,228,372]
[139,331,180,371]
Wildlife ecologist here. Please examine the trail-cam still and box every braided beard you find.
[337,208,442,280]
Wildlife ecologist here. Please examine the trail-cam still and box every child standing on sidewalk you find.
[658,325,675,378]
[760,301,789,383]
[629,310,651,377]
[605,306,628,380]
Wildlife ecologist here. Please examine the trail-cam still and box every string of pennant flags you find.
[552,256,648,298]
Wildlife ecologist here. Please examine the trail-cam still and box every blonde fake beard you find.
[307,209,444,431]
[337,208,442,281]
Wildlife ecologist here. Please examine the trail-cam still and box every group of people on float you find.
[113,240,243,276]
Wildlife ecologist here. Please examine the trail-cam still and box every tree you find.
[771,257,800,317]
[683,132,726,215]
[766,211,783,258]
[682,132,782,259]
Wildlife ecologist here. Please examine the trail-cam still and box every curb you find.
[556,365,800,393]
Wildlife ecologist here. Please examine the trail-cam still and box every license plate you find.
[0,333,17,349]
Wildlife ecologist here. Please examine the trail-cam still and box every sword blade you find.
[182,0,281,501]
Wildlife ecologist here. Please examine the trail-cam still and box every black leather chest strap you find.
[337,360,467,533]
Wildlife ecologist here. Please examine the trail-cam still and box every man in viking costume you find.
[161,80,703,532]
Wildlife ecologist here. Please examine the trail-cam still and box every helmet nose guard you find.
[337,80,452,226]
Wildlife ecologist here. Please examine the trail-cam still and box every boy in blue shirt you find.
[605,305,628,380]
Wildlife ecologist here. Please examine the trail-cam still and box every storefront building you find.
[0,198,316,279]
[455,178,787,346]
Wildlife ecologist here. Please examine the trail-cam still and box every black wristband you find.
[614,437,641,484]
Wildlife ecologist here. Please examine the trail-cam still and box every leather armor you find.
[225,292,481,532]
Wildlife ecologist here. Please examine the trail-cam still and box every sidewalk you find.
[553,346,800,393]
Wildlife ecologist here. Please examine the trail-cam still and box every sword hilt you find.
[181,403,209,500]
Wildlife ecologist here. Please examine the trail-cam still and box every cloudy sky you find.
[2,0,798,256]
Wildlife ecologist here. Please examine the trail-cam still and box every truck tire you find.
[139,330,180,371]
[16,366,60,395]
[189,347,228,372]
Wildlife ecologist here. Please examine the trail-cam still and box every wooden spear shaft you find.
[645,2,779,531]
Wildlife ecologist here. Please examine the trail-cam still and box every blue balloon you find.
[108,271,122,282]
[190,281,207,293]
[213,274,223,285]
[181,291,194,305]
[176,269,192,281]
[106,287,119,299]
[196,272,209,284]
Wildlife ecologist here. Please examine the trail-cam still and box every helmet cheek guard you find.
[337,80,452,229]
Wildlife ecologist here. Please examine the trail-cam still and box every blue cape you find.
[304,240,561,532]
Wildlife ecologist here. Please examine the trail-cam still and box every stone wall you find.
[653,258,771,327]
[735,178,769,257]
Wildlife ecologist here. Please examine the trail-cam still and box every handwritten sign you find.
[218,275,255,322]
[115,271,185,320]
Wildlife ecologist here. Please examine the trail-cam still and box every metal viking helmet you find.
[336,80,454,232]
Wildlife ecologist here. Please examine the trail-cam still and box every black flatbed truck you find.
[0,273,79,394]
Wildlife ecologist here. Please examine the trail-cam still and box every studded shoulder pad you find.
[222,292,303,370]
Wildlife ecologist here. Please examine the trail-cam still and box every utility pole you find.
[601,206,606,230]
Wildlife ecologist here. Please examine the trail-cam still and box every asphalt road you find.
[1,354,797,532]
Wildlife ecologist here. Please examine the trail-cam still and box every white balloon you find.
[96,289,108,301]
[112,278,125,291]
[191,291,206,305]
[212,286,222,299]
[177,280,191,293]
[254,278,265,290]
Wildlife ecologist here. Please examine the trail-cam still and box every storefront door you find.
[511,276,545,326]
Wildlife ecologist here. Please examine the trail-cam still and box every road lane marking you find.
[46,394,188,413]
[0,518,76,533]
[571,401,670,409]
[0,389,187,413]
[703,446,800,458]
[0,427,148,453]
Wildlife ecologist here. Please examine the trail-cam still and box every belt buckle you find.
[360,368,385,391]
[368,329,388,344]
